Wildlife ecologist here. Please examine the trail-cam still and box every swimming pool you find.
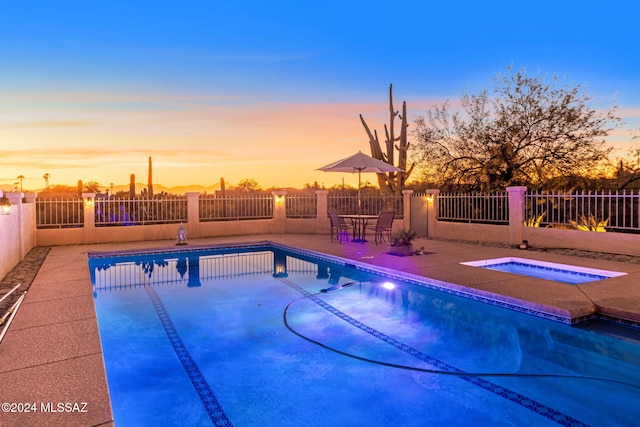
[460,257,627,284]
[90,242,640,426]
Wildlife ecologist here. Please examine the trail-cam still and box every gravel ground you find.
[0,247,51,317]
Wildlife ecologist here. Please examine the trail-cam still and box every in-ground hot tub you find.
[460,257,627,284]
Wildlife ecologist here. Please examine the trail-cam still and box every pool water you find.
[90,244,640,427]
[461,257,627,284]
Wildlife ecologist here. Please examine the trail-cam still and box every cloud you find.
[0,120,94,129]
[617,107,640,120]
[0,89,448,188]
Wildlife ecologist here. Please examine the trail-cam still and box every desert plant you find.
[524,211,546,227]
[569,215,609,232]
[391,228,417,246]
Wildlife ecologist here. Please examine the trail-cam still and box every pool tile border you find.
[145,286,233,426]
[279,276,587,427]
[88,240,640,328]
[269,242,579,324]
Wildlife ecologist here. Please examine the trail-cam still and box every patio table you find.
[338,214,378,242]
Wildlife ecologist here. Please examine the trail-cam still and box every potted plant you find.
[389,228,417,256]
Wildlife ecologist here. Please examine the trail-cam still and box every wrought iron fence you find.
[525,190,640,232]
[327,193,404,218]
[36,197,84,228]
[438,192,509,224]
[199,194,274,221]
[94,196,188,226]
[285,193,317,218]
[35,191,406,228]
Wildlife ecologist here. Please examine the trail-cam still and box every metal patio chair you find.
[365,210,395,244]
[328,211,352,243]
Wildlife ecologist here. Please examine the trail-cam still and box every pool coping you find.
[268,242,584,324]
[89,239,640,326]
[460,256,628,281]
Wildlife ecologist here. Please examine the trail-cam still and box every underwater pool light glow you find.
[382,282,395,290]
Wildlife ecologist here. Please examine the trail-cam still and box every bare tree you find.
[413,68,620,191]
[360,84,414,196]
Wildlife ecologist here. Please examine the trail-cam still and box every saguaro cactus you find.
[360,84,414,196]
[147,156,154,199]
[220,177,227,217]
[130,174,136,198]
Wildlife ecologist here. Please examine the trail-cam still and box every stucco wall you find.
[36,218,323,246]
[434,221,510,244]
[523,226,640,257]
[0,193,36,281]
[0,208,21,280]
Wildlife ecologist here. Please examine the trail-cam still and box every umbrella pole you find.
[358,170,362,215]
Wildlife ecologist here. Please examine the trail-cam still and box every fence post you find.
[402,189,413,230]
[185,192,200,239]
[5,192,23,217]
[272,190,287,233]
[82,192,96,244]
[316,190,329,234]
[425,189,440,238]
[506,186,527,245]
[6,192,25,256]
[22,193,36,254]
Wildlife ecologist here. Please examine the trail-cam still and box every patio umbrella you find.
[317,151,403,212]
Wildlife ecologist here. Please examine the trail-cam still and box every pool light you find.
[381,281,396,290]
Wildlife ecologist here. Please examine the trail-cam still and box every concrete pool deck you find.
[1,234,640,426]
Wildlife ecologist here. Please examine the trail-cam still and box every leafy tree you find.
[84,181,102,193]
[302,181,323,190]
[236,178,262,193]
[39,184,77,197]
[327,183,356,191]
[413,67,620,191]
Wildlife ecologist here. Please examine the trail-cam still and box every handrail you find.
[0,284,21,304]
[0,291,27,344]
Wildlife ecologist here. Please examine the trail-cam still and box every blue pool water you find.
[90,243,640,426]
[482,262,607,284]
[461,257,626,284]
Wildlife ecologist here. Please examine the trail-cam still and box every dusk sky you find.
[1,1,639,192]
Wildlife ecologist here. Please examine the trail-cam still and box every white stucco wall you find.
[0,192,36,280]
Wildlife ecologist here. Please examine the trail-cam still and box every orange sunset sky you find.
[1,1,639,192]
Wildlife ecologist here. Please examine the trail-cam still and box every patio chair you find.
[365,210,395,244]
[328,211,352,243]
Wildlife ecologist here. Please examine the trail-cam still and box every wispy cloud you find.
[617,107,640,120]
[0,120,94,129]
